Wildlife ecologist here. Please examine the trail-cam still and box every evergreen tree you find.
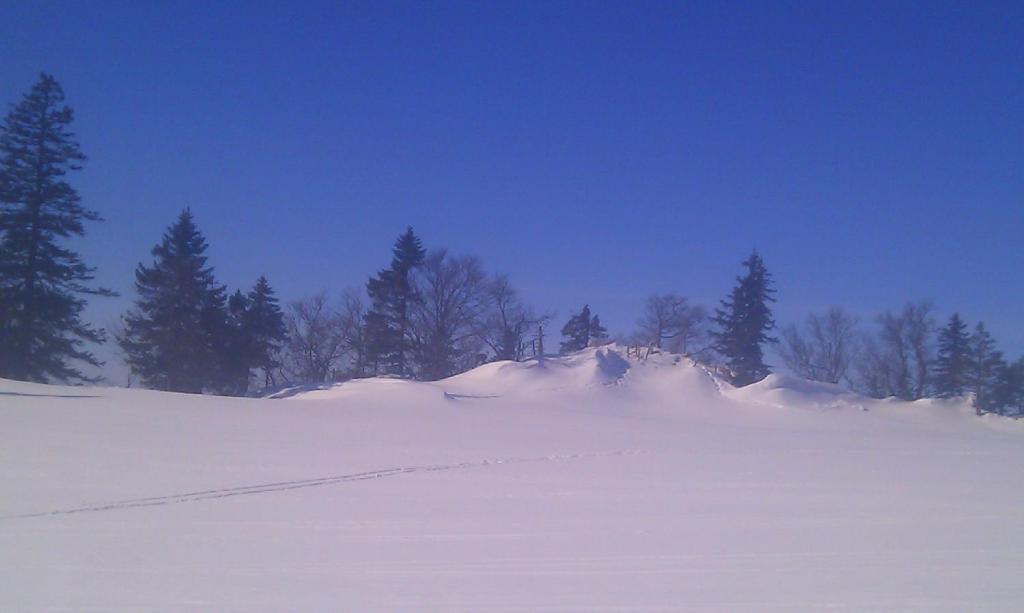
[0,73,114,382]
[711,251,777,386]
[205,279,288,395]
[992,357,1024,416]
[590,315,608,343]
[966,322,1003,413]
[364,227,425,376]
[219,289,252,395]
[118,209,228,393]
[244,275,287,389]
[934,313,971,398]
[560,305,606,352]
[560,305,591,353]
[362,308,393,375]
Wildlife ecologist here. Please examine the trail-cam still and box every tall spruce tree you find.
[364,227,425,376]
[214,279,288,396]
[118,209,228,393]
[244,275,287,390]
[934,313,971,398]
[0,73,114,382]
[219,289,252,395]
[966,322,1003,413]
[711,251,777,386]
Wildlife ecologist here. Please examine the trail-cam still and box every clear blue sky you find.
[2,0,1021,382]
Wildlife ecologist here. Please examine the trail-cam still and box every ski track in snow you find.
[1,450,647,520]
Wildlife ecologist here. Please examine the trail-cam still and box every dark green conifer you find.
[244,275,287,389]
[364,227,425,376]
[119,209,227,393]
[560,305,606,353]
[966,322,1003,413]
[993,357,1024,416]
[934,313,971,398]
[0,74,114,382]
[711,251,777,386]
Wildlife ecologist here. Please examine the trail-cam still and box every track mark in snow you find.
[444,392,502,400]
[1,450,647,520]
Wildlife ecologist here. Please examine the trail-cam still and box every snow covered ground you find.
[2,346,1023,611]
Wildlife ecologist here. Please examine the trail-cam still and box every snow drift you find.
[2,345,1023,611]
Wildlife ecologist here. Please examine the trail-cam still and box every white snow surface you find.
[2,345,1024,611]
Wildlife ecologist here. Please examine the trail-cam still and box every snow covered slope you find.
[2,346,1023,611]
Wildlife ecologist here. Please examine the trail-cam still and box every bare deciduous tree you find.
[337,289,369,378]
[855,302,934,400]
[479,274,548,362]
[409,250,490,381]
[636,293,707,355]
[281,292,347,384]
[779,307,859,385]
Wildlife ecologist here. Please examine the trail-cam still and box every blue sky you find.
[1,0,1021,381]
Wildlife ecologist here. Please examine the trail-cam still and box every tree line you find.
[272,227,549,386]
[1,74,1021,416]
[777,304,1023,415]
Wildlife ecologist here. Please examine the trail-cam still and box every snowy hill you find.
[2,346,1023,611]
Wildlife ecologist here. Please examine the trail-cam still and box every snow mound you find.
[441,345,638,397]
[283,347,1009,431]
[290,344,726,408]
[727,373,868,412]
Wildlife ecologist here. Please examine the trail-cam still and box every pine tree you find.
[966,322,1003,414]
[214,279,287,395]
[219,289,252,395]
[389,227,426,376]
[711,251,777,386]
[362,308,393,375]
[118,209,227,393]
[934,313,971,398]
[560,305,591,353]
[244,275,287,390]
[560,305,607,352]
[992,357,1024,416]
[0,73,114,382]
[364,227,425,376]
[590,315,608,343]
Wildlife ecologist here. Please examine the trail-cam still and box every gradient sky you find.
[1,0,1021,383]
